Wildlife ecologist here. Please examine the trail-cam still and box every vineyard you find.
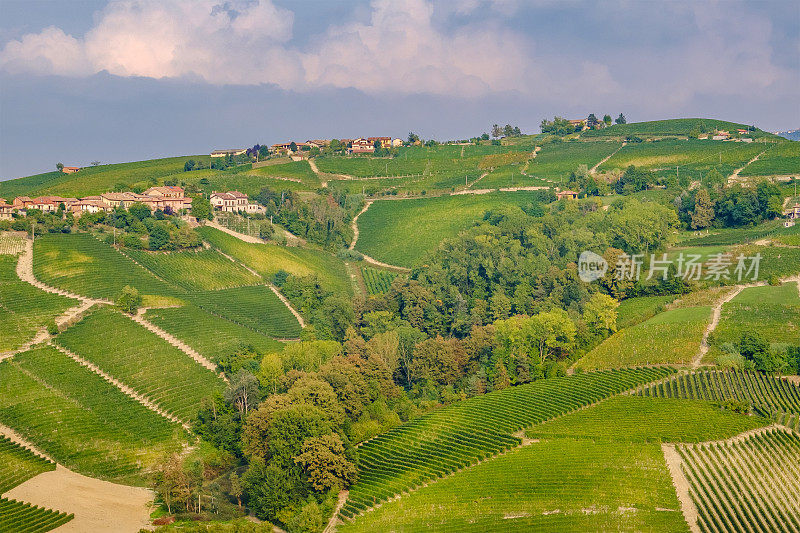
[739,140,800,176]
[360,266,398,295]
[144,304,284,363]
[0,234,25,255]
[677,427,800,532]
[0,498,74,533]
[0,346,185,484]
[713,282,800,346]
[580,118,767,140]
[341,367,675,519]
[56,307,225,422]
[615,294,675,329]
[576,306,711,370]
[188,285,302,339]
[640,369,800,418]
[355,191,545,268]
[0,436,55,494]
[122,248,260,291]
[198,226,351,295]
[525,140,622,181]
[0,255,76,352]
[33,233,178,299]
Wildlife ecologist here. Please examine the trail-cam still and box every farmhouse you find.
[144,185,184,198]
[367,137,392,149]
[568,119,589,131]
[210,191,265,214]
[73,197,107,214]
[785,203,800,227]
[350,138,375,154]
[556,190,579,200]
[12,196,34,209]
[62,166,81,174]
[0,200,13,220]
[712,134,729,141]
[211,149,246,158]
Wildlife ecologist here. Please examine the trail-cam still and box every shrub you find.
[117,285,142,315]
[46,321,59,336]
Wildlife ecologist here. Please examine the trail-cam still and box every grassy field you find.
[525,141,622,181]
[640,369,800,418]
[739,140,800,176]
[677,427,800,532]
[0,346,185,485]
[361,266,398,295]
[56,307,225,422]
[615,294,676,329]
[674,219,798,247]
[0,156,211,198]
[33,233,178,300]
[343,395,762,533]
[580,118,769,140]
[187,285,302,339]
[576,306,711,370]
[122,248,260,291]
[0,498,74,532]
[0,255,77,352]
[355,191,544,268]
[0,436,56,494]
[341,367,674,518]
[144,304,284,364]
[198,226,351,296]
[713,282,800,346]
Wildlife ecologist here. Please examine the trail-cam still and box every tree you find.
[294,433,356,492]
[587,113,599,128]
[258,352,283,394]
[503,124,514,137]
[583,293,619,334]
[290,141,298,152]
[523,309,577,363]
[603,114,612,125]
[148,225,170,250]
[224,370,260,416]
[191,195,212,221]
[184,159,196,172]
[615,113,627,125]
[691,188,715,229]
[229,472,243,509]
[491,124,502,138]
[56,163,64,172]
[407,132,420,143]
[116,285,142,315]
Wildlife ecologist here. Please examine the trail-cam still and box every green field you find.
[580,118,768,140]
[525,141,622,181]
[343,395,762,532]
[56,307,225,421]
[0,156,211,198]
[144,304,284,364]
[0,498,74,533]
[713,282,800,346]
[341,367,674,518]
[245,161,320,188]
[576,306,711,370]
[361,266,398,295]
[739,140,800,176]
[33,233,178,300]
[198,226,351,295]
[0,255,77,352]
[675,219,798,247]
[0,436,55,494]
[0,346,185,484]
[189,285,301,339]
[677,427,800,532]
[355,191,544,268]
[615,294,676,329]
[122,248,260,291]
[640,369,800,418]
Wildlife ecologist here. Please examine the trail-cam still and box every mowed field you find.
[355,191,543,268]
[576,306,711,370]
[343,396,763,532]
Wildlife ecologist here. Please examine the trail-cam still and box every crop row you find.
[678,427,800,533]
[639,369,800,417]
[56,307,225,422]
[0,498,73,533]
[340,366,675,518]
[0,436,55,494]
[0,346,185,484]
[361,266,397,295]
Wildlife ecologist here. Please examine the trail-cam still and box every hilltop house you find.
[568,119,589,131]
[144,185,184,198]
[367,137,392,149]
[785,203,800,228]
[211,149,246,158]
[62,166,81,174]
[350,138,375,154]
[210,191,265,214]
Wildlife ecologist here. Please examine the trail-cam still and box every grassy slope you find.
[615,295,676,329]
[739,140,800,176]
[198,226,351,296]
[576,306,711,370]
[0,254,77,352]
[714,282,800,346]
[580,118,772,139]
[355,191,542,268]
[525,141,622,181]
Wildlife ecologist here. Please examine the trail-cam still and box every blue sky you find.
[1,0,798,179]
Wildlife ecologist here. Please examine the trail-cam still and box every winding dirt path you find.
[349,201,410,272]
[349,201,372,250]
[727,148,769,184]
[50,342,190,430]
[590,142,626,174]
[661,444,700,533]
[323,490,349,533]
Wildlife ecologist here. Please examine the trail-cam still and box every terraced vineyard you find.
[56,307,224,421]
[677,427,800,532]
[0,255,76,352]
[341,366,675,519]
[189,285,302,339]
[122,248,260,291]
[361,266,398,295]
[0,436,55,494]
[0,346,185,484]
[0,498,74,533]
[640,369,800,418]
[33,233,178,299]
[144,304,284,363]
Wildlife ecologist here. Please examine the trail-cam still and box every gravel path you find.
[661,444,700,533]
[132,309,222,374]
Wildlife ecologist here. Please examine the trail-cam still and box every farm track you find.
[661,444,700,533]
[349,201,411,272]
[590,141,626,173]
[0,422,53,462]
[49,342,191,430]
[727,147,770,184]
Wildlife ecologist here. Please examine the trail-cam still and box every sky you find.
[0,0,798,180]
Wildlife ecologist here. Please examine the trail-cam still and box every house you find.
[785,203,800,227]
[740,138,753,143]
[737,129,748,135]
[271,142,312,154]
[73,197,108,215]
[12,196,34,209]
[392,138,403,147]
[308,139,330,147]
[568,119,589,131]
[210,191,261,213]
[556,190,579,200]
[101,192,140,209]
[0,200,14,220]
[29,196,76,212]
[211,149,246,158]
[367,137,392,149]
[712,134,729,141]
[350,138,375,154]
[144,185,184,198]
[62,166,81,174]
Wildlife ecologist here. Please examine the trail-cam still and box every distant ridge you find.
[774,129,800,141]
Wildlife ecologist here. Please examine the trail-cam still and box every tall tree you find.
[691,188,715,229]
[294,433,357,492]
[603,114,612,125]
[615,113,627,124]
[491,124,502,138]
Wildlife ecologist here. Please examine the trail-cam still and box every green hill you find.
[580,118,774,140]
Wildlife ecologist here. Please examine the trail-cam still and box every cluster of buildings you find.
[0,186,193,220]
[268,137,403,156]
[210,191,265,214]
[699,129,753,142]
